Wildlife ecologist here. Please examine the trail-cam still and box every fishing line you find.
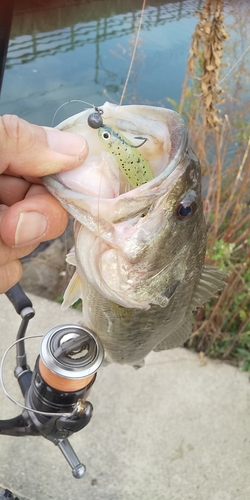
[198,43,250,102]
[91,1,149,309]
[126,3,250,117]
[52,99,98,126]
[0,335,73,417]
[185,46,250,134]
[119,0,147,106]
[53,6,250,123]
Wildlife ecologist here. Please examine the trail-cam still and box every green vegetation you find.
[55,294,82,310]
[180,0,250,369]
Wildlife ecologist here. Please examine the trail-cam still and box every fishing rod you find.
[1,283,104,490]
[0,1,15,95]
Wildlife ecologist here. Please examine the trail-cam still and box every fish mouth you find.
[43,103,188,223]
[42,104,195,311]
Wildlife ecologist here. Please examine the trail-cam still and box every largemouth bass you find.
[43,102,224,366]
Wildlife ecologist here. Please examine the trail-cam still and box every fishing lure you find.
[88,108,154,188]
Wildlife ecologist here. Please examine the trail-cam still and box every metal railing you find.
[6,1,203,69]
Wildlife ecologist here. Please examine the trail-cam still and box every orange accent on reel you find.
[38,358,95,392]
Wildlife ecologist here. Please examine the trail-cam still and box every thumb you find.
[0,114,88,177]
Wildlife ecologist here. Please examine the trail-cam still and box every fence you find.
[6,1,203,69]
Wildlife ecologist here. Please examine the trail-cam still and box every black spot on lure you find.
[88,109,154,188]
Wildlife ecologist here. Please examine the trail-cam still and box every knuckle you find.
[0,114,20,141]
[0,115,34,156]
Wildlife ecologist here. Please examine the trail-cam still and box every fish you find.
[43,101,225,367]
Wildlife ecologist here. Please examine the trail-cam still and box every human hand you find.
[0,114,88,294]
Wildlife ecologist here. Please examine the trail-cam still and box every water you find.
[0,0,204,125]
[0,0,249,129]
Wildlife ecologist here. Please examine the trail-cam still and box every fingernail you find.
[15,212,48,247]
[44,127,87,156]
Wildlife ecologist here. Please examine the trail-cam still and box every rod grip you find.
[5,283,33,315]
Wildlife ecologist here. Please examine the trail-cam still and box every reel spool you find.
[28,323,104,417]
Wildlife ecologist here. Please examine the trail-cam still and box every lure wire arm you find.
[132,136,148,148]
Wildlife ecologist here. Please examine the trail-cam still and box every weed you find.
[181,0,250,369]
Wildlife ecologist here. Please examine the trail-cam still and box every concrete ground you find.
[0,292,250,500]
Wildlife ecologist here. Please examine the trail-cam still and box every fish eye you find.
[102,131,111,140]
[176,193,197,220]
[87,111,103,129]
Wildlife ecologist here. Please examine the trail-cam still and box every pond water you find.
[1,0,249,128]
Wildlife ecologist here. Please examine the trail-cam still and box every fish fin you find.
[66,251,76,266]
[154,266,226,352]
[61,271,82,310]
[154,316,193,351]
[189,265,226,311]
[110,301,134,320]
[132,359,145,369]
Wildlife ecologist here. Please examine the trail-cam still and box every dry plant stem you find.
[222,317,250,359]
[199,0,228,129]
[232,224,250,247]
[213,128,222,239]
[220,275,241,313]
[207,263,249,350]
[203,161,217,219]
[234,136,250,187]
[221,206,250,244]
[225,288,250,332]
[201,274,239,347]
[190,320,208,339]
[219,137,250,233]
[181,0,228,130]
[216,116,230,178]
[182,2,250,362]
[225,271,249,325]
[224,160,250,241]
[178,71,189,116]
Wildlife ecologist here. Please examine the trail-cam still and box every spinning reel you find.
[1,284,104,479]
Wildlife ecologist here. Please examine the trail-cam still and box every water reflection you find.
[7,1,203,69]
[1,0,249,129]
[1,0,204,125]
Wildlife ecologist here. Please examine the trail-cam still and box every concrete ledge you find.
[0,292,249,500]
